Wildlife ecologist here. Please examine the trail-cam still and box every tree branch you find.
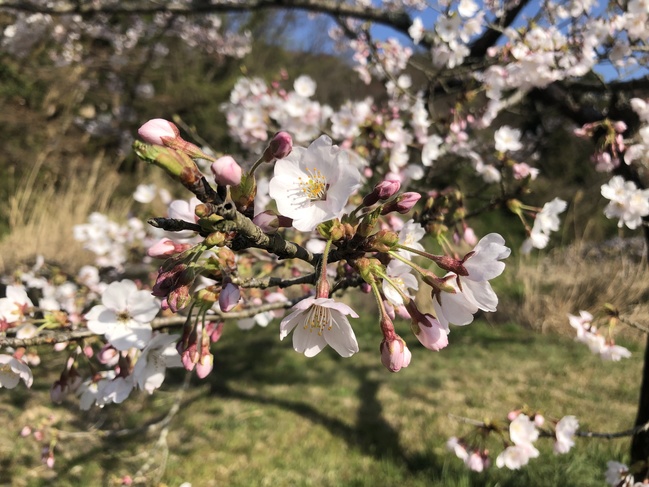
[0,0,414,36]
[0,297,305,348]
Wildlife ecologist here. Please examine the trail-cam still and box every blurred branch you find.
[0,297,305,348]
[233,273,316,289]
[0,0,414,36]
[619,317,649,335]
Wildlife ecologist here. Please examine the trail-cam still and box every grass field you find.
[0,314,641,487]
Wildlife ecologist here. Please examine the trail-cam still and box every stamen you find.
[297,168,329,202]
[303,305,332,335]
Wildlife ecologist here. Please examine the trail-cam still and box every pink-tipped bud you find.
[363,179,401,206]
[507,410,520,421]
[219,283,240,312]
[380,337,412,372]
[534,414,545,427]
[20,426,32,437]
[196,353,214,379]
[253,211,280,233]
[206,322,225,343]
[381,192,421,215]
[138,119,180,146]
[394,192,421,213]
[268,131,293,159]
[613,121,627,133]
[181,344,198,371]
[211,156,243,186]
[147,238,176,257]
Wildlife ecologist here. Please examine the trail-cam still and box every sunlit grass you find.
[2,317,640,486]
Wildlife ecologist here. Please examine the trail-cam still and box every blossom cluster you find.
[448,411,579,472]
[568,310,632,361]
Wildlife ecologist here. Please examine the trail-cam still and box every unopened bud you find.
[381,192,421,215]
[365,229,399,252]
[138,118,179,146]
[205,231,227,247]
[147,238,192,258]
[211,156,243,186]
[265,131,293,160]
[363,179,401,206]
[219,283,240,312]
[380,336,412,372]
[196,353,214,379]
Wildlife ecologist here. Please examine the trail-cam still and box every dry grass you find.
[0,151,132,274]
[506,240,649,338]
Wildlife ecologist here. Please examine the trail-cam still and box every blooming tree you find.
[1,0,649,482]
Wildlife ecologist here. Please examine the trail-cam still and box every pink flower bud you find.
[20,426,32,437]
[269,131,293,159]
[137,118,179,146]
[253,211,280,233]
[381,192,421,215]
[33,430,44,441]
[613,121,627,133]
[97,344,119,366]
[147,238,176,258]
[395,192,421,213]
[196,353,214,379]
[211,156,243,186]
[412,314,448,351]
[363,179,401,206]
[507,410,520,421]
[380,337,412,372]
[206,322,225,343]
[181,344,198,371]
[219,283,240,312]
[534,414,545,427]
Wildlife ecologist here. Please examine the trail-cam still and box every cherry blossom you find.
[494,126,523,153]
[382,260,418,306]
[0,284,33,326]
[132,333,183,394]
[0,355,33,389]
[269,135,361,232]
[279,297,359,357]
[601,176,649,230]
[522,198,568,253]
[554,415,579,454]
[85,279,159,351]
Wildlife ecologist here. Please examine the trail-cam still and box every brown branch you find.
[468,0,531,59]
[233,273,316,289]
[0,297,305,348]
[0,0,414,35]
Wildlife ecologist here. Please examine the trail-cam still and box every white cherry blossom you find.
[280,297,359,357]
[132,333,183,393]
[269,135,361,232]
[0,355,33,389]
[85,279,159,351]
[554,415,579,454]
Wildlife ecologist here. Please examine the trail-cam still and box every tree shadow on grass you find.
[202,363,445,478]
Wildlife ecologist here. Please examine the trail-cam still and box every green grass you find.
[1,317,642,487]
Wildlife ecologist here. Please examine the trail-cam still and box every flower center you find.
[303,305,332,336]
[297,168,329,202]
[117,310,132,323]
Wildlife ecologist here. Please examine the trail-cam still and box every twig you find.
[0,297,306,348]
[619,316,649,335]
